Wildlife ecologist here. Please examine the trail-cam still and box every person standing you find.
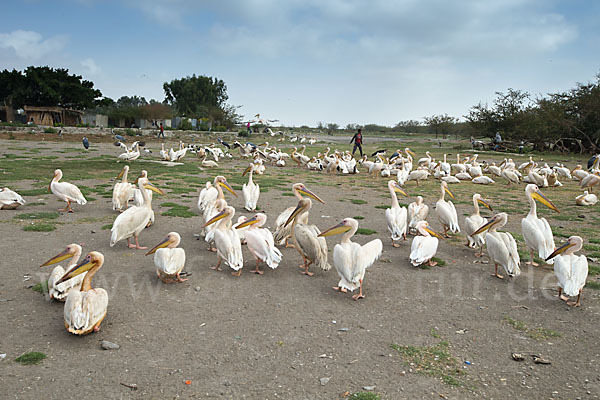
[158,122,165,139]
[350,128,364,157]
[247,121,252,135]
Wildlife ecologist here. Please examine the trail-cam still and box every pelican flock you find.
[10,134,597,351]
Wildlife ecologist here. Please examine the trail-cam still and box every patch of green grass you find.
[282,192,295,196]
[391,337,465,387]
[356,228,377,235]
[586,281,600,290]
[350,199,368,205]
[31,280,48,294]
[15,352,46,365]
[23,223,56,232]
[160,202,181,207]
[588,266,600,276]
[584,244,600,252]
[589,252,600,259]
[15,188,49,196]
[26,202,46,206]
[503,315,561,340]
[431,257,446,267]
[353,216,365,220]
[349,393,381,400]
[589,238,600,245]
[15,212,60,220]
[374,205,388,209]
[101,224,112,230]
[161,204,197,218]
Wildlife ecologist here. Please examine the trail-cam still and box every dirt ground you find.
[0,134,599,399]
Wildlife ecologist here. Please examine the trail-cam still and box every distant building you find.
[82,112,108,127]
[24,106,83,126]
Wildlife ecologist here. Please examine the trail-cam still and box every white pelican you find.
[0,187,26,209]
[385,180,408,247]
[455,172,472,180]
[110,178,164,249]
[202,155,219,168]
[242,164,260,211]
[546,236,589,307]
[132,170,152,208]
[199,176,237,239]
[408,196,429,234]
[284,198,331,276]
[203,206,244,276]
[472,213,520,279]
[235,213,282,274]
[58,251,108,335]
[441,175,460,184]
[418,151,432,166]
[160,143,170,161]
[273,183,324,247]
[146,232,187,283]
[576,191,598,206]
[112,165,134,212]
[464,194,492,256]
[410,221,443,267]
[521,184,559,266]
[118,141,140,161]
[436,181,460,237]
[571,165,588,181]
[319,218,382,300]
[50,169,87,213]
[406,168,430,185]
[451,154,466,174]
[472,176,495,185]
[501,168,520,185]
[40,243,84,301]
[581,173,600,192]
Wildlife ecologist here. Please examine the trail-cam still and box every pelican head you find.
[56,251,104,284]
[134,170,148,185]
[472,212,508,235]
[40,243,82,267]
[525,184,559,213]
[545,235,583,261]
[292,183,325,204]
[203,206,234,227]
[441,181,455,200]
[415,221,443,239]
[318,218,356,237]
[140,178,165,195]
[405,148,416,157]
[235,213,267,229]
[116,165,129,180]
[388,180,407,196]
[49,169,62,192]
[215,176,238,198]
[474,193,493,211]
[284,198,311,227]
[146,232,181,255]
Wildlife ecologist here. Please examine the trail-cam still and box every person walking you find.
[157,122,165,139]
[350,128,364,157]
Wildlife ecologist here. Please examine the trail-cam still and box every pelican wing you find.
[52,182,87,205]
[354,239,383,273]
[521,215,555,263]
[410,236,438,266]
[246,228,282,269]
[155,247,186,276]
[436,200,460,233]
[465,215,486,248]
[214,228,243,270]
[64,288,108,334]
[198,185,218,214]
[295,223,330,271]
[0,188,25,208]
[386,207,407,240]
[273,206,294,245]
[559,254,589,296]
[49,265,86,301]
[110,206,152,246]
[333,243,358,291]
[242,182,260,211]
[487,232,520,276]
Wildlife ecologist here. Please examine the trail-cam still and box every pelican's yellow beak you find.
[298,186,325,204]
[145,236,172,256]
[545,241,575,261]
[48,181,52,193]
[144,181,165,195]
[424,226,444,239]
[477,198,493,211]
[204,209,228,227]
[531,189,559,213]
[284,202,304,227]
[405,149,416,157]
[445,186,455,200]
[134,174,143,185]
[116,168,125,180]
[318,221,351,237]
[472,217,499,236]
[56,257,94,284]
[40,249,74,267]
[242,166,252,176]
[393,182,407,196]
[218,180,238,198]
[236,216,259,229]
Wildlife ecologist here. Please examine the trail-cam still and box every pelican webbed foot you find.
[332,286,348,293]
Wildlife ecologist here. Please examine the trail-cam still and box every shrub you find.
[44,127,57,134]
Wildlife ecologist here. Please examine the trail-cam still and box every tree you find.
[326,122,339,134]
[423,114,457,138]
[0,69,26,122]
[163,74,227,117]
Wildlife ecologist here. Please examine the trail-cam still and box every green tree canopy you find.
[163,74,228,118]
[0,66,102,111]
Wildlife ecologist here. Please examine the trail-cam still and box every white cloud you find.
[0,30,68,60]
[80,58,100,75]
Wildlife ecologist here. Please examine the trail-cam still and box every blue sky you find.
[1,0,599,126]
